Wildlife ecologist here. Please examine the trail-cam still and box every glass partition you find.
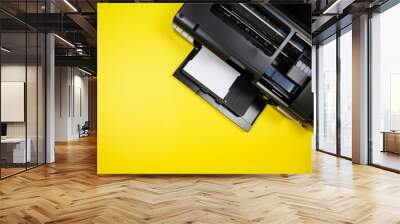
[0,2,46,179]
[1,31,28,177]
[27,30,38,169]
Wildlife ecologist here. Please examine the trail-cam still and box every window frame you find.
[315,24,353,160]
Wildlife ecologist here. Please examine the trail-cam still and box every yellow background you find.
[97,3,312,174]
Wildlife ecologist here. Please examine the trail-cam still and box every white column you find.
[46,32,55,163]
[45,0,56,163]
[55,67,74,141]
[352,14,369,164]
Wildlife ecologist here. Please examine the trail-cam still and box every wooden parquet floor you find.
[1,134,400,224]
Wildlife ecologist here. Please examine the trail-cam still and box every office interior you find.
[315,0,400,172]
[0,0,97,179]
[0,0,400,222]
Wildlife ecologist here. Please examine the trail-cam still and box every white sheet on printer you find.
[183,47,240,99]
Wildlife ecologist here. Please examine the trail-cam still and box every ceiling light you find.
[54,34,75,48]
[76,48,85,55]
[78,67,93,76]
[323,0,354,15]
[63,0,78,12]
[323,0,341,14]
[1,47,11,53]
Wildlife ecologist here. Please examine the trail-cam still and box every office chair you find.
[79,121,90,138]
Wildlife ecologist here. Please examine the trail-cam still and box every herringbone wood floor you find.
[1,135,400,224]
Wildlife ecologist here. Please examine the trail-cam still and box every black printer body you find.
[173,3,313,131]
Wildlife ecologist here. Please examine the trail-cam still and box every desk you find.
[382,131,400,154]
[1,138,31,164]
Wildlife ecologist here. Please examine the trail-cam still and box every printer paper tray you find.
[173,47,266,132]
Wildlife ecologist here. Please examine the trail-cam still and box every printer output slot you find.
[211,4,290,56]
[241,4,290,40]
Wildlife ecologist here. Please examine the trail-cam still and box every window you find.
[317,25,353,159]
[317,35,337,154]
[370,3,400,171]
[339,27,352,158]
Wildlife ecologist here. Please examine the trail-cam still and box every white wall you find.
[55,67,89,141]
[55,67,70,141]
[72,73,89,138]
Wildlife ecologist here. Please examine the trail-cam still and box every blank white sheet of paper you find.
[183,47,240,99]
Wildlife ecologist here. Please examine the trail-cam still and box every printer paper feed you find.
[183,47,240,99]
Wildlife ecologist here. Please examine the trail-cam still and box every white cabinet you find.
[1,138,32,163]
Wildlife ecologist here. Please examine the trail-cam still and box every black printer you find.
[173,3,313,131]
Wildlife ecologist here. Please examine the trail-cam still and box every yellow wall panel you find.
[97,3,312,174]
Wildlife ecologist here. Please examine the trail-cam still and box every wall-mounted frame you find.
[1,82,25,122]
